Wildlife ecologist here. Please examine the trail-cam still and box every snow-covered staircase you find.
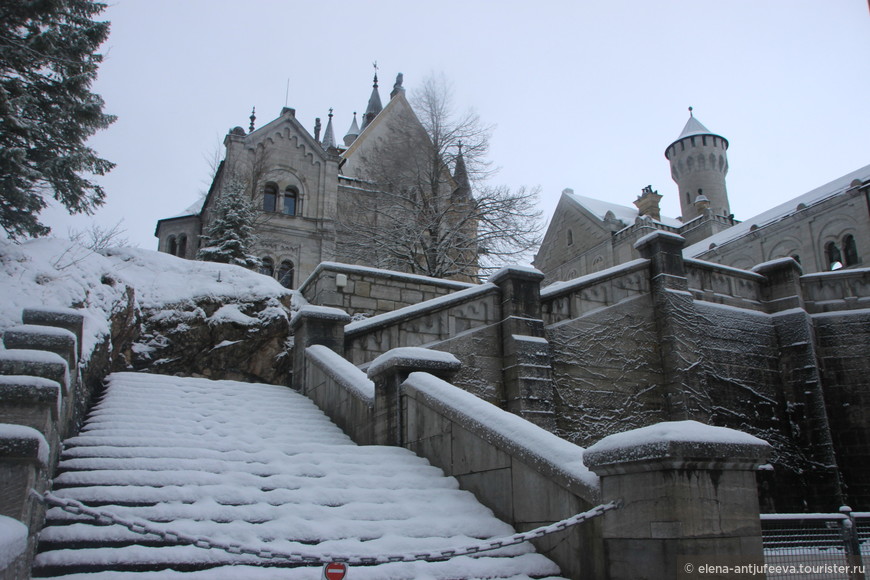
[33,372,564,579]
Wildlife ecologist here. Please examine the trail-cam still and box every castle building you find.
[154,72,476,288]
[534,110,869,283]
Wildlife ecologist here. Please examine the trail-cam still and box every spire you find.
[676,106,712,139]
[343,112,360,146]
[361,63,383,130]
[321,108,336,150]
[248,106,256,133]
[452,142,472,200]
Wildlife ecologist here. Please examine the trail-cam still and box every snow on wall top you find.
[684,163,870,258]
[404,371,600,497]
[585,420,770,468]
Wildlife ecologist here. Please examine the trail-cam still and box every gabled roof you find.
[684,163,870,257]
[564,189,683,228]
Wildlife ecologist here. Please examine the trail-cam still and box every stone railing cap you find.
[751,257,803,276]
[367,347,461,379]
[584,420,771,472]
[633,229,686,251]
[0,423,50,465]
[488,265,545,284]
[289,305,351,329]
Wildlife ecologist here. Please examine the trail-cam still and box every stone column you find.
[289,306,351,392]
[753,258,843,507]
[635,231,711,421]
[366,348,461,446]
[585,421,771,580]
[489,266,556,429]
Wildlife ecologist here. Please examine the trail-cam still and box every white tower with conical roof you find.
[665,108,730,222]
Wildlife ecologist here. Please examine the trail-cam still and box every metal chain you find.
[36,490,620,566]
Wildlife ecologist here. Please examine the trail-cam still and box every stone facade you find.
[534,111,869,284]
[155,73,477,288]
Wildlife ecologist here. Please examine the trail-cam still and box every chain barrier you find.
[35,490,620,566]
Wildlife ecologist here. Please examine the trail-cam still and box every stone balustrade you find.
[0,308,84,579]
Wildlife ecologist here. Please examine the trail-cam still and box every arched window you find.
[283,186,298,216]
[263,183,278,212]
[825,241,843,271]
[259,257,274,277]
[168,236,177,256]
[177,235,187,258]
[843,234,859,266]
[277,260,294,288]
[567,229,574,247]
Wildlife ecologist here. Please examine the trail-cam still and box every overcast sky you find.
[42,0,870,252]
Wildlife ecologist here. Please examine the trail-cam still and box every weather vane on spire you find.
[372,61,379,85]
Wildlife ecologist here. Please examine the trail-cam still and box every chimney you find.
[634,185,663,221]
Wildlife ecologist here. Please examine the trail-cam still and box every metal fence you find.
[761,508,868,579]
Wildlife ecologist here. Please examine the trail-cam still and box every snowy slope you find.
[34,373,564,579]
[0,238,291,361]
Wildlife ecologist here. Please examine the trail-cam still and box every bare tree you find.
[338,74,542,281]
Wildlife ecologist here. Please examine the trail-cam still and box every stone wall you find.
[296,328,769,580]
[299,261,473,319]
[540,232,870,511]
[344,284,503,403]
[813,308,870,508]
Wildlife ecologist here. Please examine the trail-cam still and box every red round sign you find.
[323,562,348,580]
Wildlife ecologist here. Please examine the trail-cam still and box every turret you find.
[361,72,383,130]
[665,107,730,222]
[343,112,360,147]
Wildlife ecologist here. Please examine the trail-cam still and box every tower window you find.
[277,260,294,288]
[567,229,574,247]
[283,186,298,216]
[263,183,278,212]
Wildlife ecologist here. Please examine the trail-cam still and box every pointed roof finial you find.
[362,64,383,130]
[344,111,360,147]
[688,106,694,117]
[249,106,256,133]
[321,107,336,150]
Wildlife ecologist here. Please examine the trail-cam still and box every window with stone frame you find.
[283,186,298,216]
[843,234,859,266]
[825,241,843,270]
[259,257,274,277]
[277,260,294,288]
[263,183,278,212]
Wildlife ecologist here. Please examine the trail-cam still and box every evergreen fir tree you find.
[0,0,116,238]
[197,181,261,269]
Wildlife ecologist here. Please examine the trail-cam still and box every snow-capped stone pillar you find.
[490,266,556,429]
[22,308,84,363]
[635,231,711,421]
[367,348,461,446]
[584,421,770,580]
[753,258,805,313]
[289,306,351,392]
[0,425,49,554]
[0,377,61,464]
[3,325,78,376]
